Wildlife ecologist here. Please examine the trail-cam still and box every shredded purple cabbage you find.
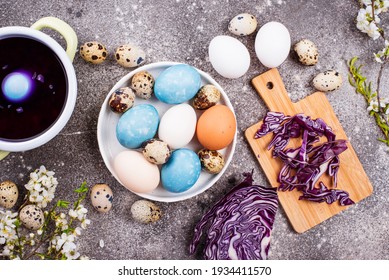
[189,172,278,260]
[255,112,354,206]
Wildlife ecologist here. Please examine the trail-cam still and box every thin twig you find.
[23,234,53,260]
[376,62,385,111]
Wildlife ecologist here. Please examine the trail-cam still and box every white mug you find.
[0,17,78,159]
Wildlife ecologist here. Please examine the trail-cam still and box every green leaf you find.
[14,219,21,227]
[74,181,88,193]
[348,76,356,87]
[57,200,70,208]
[349,56,359,67]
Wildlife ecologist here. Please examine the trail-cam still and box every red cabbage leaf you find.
[255,112,354,206]
[189,172,278,260]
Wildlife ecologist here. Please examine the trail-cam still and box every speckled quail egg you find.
[142,139,171,165]
[0,181,18,209]
[198,149,225,174]
[115,44,146,68]
[193,85,221,110]
[228,13,258,36]
[90,183,113,213]
[131,200,162,223]
[294,39,318,66]
[19,205,44,230]
[108,87,136,113]
[130,71,155,99]
[313,70,342,92]
[79,41,108,64]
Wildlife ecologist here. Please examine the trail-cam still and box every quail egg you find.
[193,85,221,110]
[198,149,225,174]
[79,41,108,64]
[0,180,18,209]
[115,44,146,68]
[294,39,318,66]
[142,139,171,165]
[131,200,162,223]
[228,13,258,36]
[19,205,44,230]
[313,70,342,92]
[108,87,136,113]
[130,71,155,99]
[90,183,113,213]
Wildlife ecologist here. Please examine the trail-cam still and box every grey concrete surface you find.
[1,0,388,260]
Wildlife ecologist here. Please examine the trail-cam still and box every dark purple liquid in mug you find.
[0,37,68,141]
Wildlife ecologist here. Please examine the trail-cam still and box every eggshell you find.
[108,87,135,113]
[294,39,319,66]
[116,104,159,149]
[154,64,201,104]
[209,35,250,79]
[196,105,236,150]
[19,205,44,230]
[115,44,146,68]
[255,21,291,68]
[130,71,155,99]
[0,180,18,209]
[313,70,342,92]
[198,149,225,174]
[158,104,197,149]
[79,41,108,64]
[90,184,113,213]
[161,148,201,193]
[142,139,171,164]
[114,150,160,193]
[131,200,162,223]
[193,84,221,110]
[228,13,258,36]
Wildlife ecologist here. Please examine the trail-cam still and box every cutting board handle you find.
[251,68,296,115]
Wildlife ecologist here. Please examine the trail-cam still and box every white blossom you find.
[366,22,381,40]
[367,100,380,112]
[81,218,91,229]
[69,204,88,221]
[360,0,372,5]
[0,210,18,256]
[356,1,388,40]
[25,165,58,208]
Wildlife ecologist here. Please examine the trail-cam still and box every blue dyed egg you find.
[161,148,201,193]
[116,104,159,149]
[154,64,201,104]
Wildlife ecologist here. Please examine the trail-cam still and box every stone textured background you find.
[1,0,388,259]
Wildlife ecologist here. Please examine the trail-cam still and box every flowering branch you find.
[350,1,389,148]
[348,57,389,146]
[0,166,90,260]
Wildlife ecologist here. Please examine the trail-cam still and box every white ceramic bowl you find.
[97,62,237,202]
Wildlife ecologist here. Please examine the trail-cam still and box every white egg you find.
[114,150,160,193]
[208,35,250,79]
[255,21,291,68]
[158,104,197,149]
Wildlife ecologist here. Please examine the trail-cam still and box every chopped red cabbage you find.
[189,172,278,260]
[255,112,354,206]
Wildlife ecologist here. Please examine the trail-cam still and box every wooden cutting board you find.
[245,68,373,233]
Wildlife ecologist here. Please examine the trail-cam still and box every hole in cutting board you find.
[266,82,274,89]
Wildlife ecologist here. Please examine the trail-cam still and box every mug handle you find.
[0,151,9,160]
[31,17,78,62]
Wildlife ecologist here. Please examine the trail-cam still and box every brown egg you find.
[196,105,236,150]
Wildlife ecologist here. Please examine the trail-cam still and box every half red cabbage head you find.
[189,172,278,260]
